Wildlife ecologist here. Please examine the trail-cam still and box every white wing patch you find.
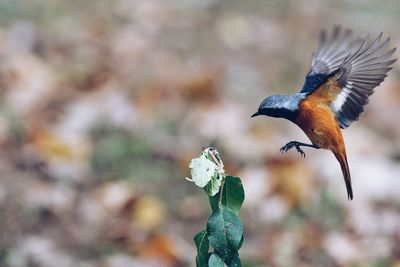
[332,82,352,113]
[302,27,396,129]
[331,33,396,129]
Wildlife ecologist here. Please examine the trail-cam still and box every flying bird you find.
[251,26,396,200]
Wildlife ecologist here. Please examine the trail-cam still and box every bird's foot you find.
[280,141,306,158]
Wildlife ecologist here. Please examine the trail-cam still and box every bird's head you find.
[251,93,306,122]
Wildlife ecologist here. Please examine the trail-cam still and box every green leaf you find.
[208,253,224,267]
[209,176,245,215]
[189,153,219,187]
[238,234,244,250]
[194,230,209,267]
[207,205,243,264]
[204,173,223,196]
[228,254,242,267]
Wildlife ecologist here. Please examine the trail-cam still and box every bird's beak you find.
[251,111,260,118]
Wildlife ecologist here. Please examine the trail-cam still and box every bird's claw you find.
[295,146,306,158]
[280,145,289,154]
[280,142,306,158]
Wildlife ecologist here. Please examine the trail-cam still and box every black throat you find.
[261,107,299,122]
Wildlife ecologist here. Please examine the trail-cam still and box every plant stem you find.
[219,177,225,205]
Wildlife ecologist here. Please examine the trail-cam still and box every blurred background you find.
[0,0,400,266]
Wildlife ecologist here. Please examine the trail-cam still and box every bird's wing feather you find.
[300,26,358,94]
[302,27,396,129]
[331,33,396,128]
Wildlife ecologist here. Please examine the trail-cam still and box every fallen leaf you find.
[132,196,166,231]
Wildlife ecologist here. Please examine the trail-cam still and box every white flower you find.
[189,153,219,187]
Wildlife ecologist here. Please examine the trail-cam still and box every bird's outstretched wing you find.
[330,33,396,128]
[300,26,357,94]
[301,27,396,129]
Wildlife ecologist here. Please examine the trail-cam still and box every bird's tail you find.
[334,150,353,200]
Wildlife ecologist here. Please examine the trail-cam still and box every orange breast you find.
[296,90,344,153]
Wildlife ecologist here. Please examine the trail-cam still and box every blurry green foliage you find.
[283,189,344,231]
[0,0,62,25]
[90,127,177,182]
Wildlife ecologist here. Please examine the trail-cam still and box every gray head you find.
[251,93,306,122]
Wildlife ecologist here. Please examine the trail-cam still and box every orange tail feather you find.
[334,151,353,200]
